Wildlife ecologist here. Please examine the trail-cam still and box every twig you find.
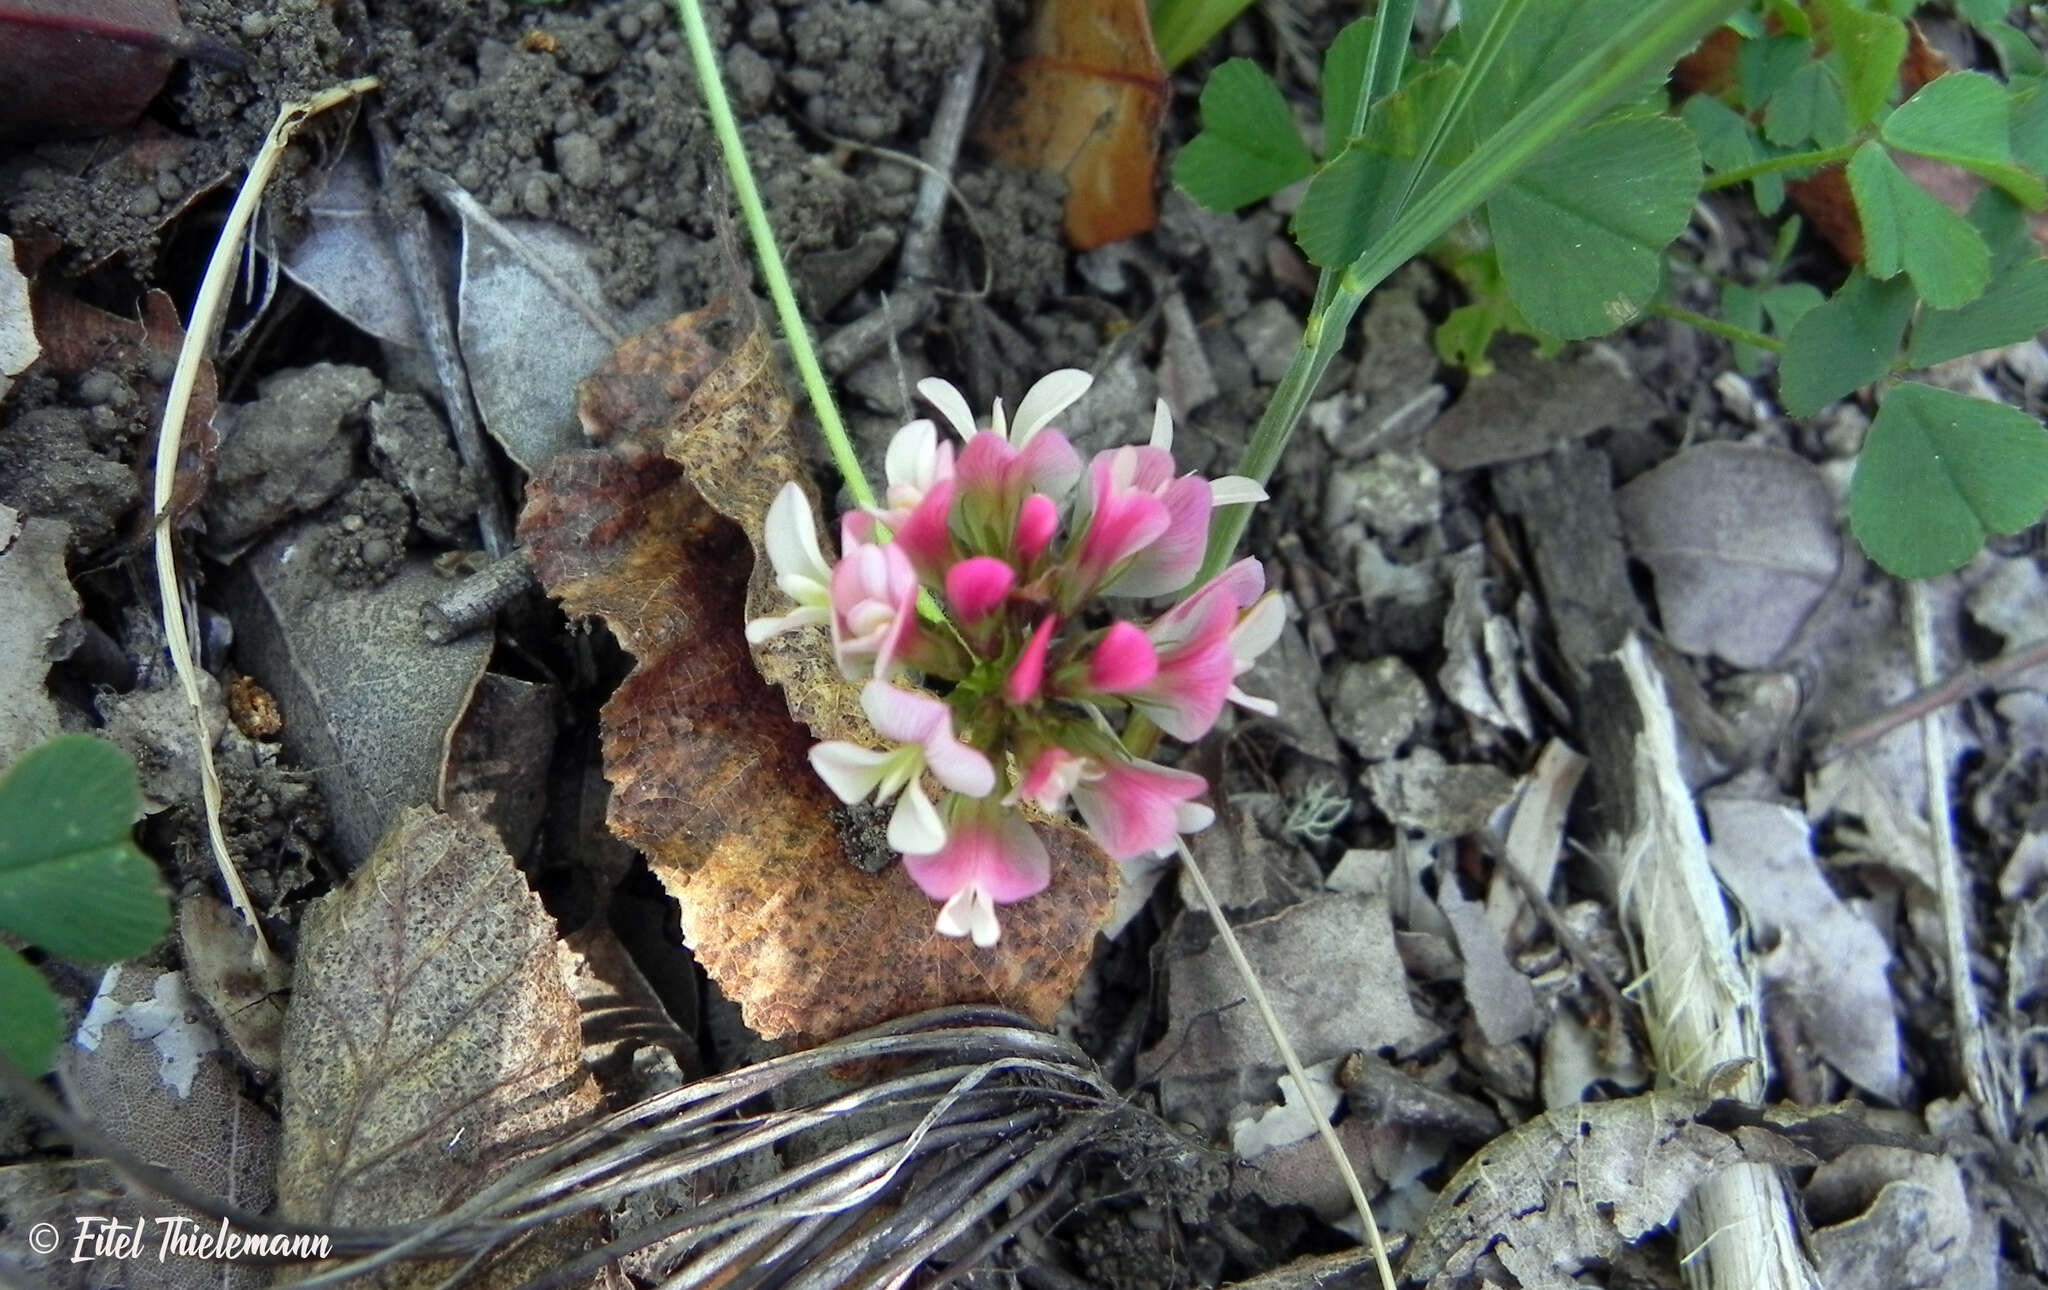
[1175,837,1398,1290]
[421,551,536,643]
[1908,581,2015,1141]
[669,0,875,510]
[1819,632,2048,764]
[367,122,513,556]
[818,284,937,376]
[1495,856,1640,1046]
[898,48,984,288]
[155,83,380,971]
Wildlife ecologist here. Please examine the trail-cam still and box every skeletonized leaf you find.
[227,548,491,867]
[1849,381,2048,579]
[1400,1089,1754,1288]
[1487,113,1700,338]
[275,808,594,1284]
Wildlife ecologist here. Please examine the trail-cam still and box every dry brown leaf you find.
[275,807,594,1289]
[528,305,1118,1042]
[976,0,1169,250]
[523,450,1114,1043]
[0,0,186,141]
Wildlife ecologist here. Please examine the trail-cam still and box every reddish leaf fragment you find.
[978,0,1170,250]
[0,0,188,141]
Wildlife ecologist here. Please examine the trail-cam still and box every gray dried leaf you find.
[1616,442,1839,668]
[276,808,595,1282]
[1147,893,1438,1105]
[1805,1146,1992,1290]
[0,504,77,769]
[441,672,556,860]
[1424,343,1661,472]
[1400,1089,1744,1290]
[1438,878,1540,1046]
[57,967,278,1290]
[280,149,420,348]
[1703,795,1902,1100]
[456,217,676,471]
[1438,548,1532,739]
[226,539,490,866]
[1229,1058,1345,1159]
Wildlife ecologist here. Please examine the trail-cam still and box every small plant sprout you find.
[751,370,1281,946]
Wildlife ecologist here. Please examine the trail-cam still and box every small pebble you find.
[342,514,365,533]
[615,11,642,41]
[555,132,603,190]
[360,537,394,567]
[75,371,122,407]
[520,174,553,217]
[240,11,271,37]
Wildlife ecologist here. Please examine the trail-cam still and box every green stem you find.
[1650,301,1783,353]
[669,0,876,511]
[1201,0,1749,582]
[1702,140,1858,191]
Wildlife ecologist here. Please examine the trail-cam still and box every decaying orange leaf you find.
[526,303,1118,1044]
[978,0,1169,251]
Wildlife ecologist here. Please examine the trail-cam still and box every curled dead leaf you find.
[531,307,1118,1042]
[522,448,1115,1043]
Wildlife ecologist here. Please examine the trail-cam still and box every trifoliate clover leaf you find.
[1847,141,1992,310]
[1850,382,2048,578]
[1173,59,1315,212]
[1814,0,1907,128]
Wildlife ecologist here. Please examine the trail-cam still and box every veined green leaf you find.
[1814,0,1907,127]
[1740,33,1810,112]
[1954,0,2013,25]
[1882,71,2047,209]
[1847,141,1992,309]
[1293,64,1457,268]
[1486,113,1701,338]
[2008,82,2048,176]
[1173,59,1316,212]
[1985,24,2046,80]
[1779,270,1916,415]
[1151,0,1258,70]
[1850,381,2048,577]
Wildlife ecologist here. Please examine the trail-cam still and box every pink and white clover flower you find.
[745,482,835,644]
[904,794,1051,947]
[829,527,921,680]
[808,682,995,855]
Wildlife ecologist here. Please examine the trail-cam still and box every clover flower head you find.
[753,373,1287,946]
